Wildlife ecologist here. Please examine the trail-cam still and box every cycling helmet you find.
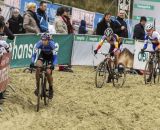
[41,33,51,40]
[104,28,113,37]
[145,23,154,30]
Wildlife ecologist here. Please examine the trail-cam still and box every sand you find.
[0,66,160,130]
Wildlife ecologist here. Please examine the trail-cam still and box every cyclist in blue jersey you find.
[30,33,58,99]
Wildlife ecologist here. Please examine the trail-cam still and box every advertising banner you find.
[7,34,73,68]
[72,7,95,31]
[0,53,11,93]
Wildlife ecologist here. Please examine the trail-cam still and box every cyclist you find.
[30,33,58,99]
[141,23,160,82]
[0,20,10,57]
[94,28,122,65]
[94,28,122,82]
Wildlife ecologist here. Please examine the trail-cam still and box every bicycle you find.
[143,50,160,84]
[31,63,53,112]
[95,52,126,88]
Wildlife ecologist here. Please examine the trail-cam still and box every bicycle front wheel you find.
[95,61,108,88]
[43,77,49,106]
[153,62,160,84]
[36,78,42,112]
[144,61,153,84]
[112,63,126,88]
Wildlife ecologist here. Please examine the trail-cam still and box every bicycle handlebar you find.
[142,50,160,54]
[32,65,51,69]
[97,52,110,56]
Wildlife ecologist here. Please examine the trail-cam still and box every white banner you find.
[71,35,135,66]
[72,7,95,31]
[4,0,20,8]
[133,40,153,70]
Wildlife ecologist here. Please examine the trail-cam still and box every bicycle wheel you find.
[36,78,42,112]
[43,77,49,105]
[112,63,126,88]
[144,61,153,84]
[95,61,108,88]
[153,62,160,84]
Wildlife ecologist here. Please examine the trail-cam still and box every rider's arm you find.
[31,41,41,63]
[0,40,10,52]
[143,36,149,50]
[96,35,106,51]
[50,41,59,65]
[153,31,160,49]
[114,34,121,49]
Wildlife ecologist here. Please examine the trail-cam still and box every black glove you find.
[110,52,114,56]
[94,50,98,55]
[141,49,145,53]
[30,63,34,68]
[50,65,55,70]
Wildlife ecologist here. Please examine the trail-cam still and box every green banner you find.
[134,4,154,10]
[133,16,154,22]
[74,35,101,42]
[7,34,73,68]
[123,38,135,45]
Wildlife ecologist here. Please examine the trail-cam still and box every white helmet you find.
[145,23,154,30]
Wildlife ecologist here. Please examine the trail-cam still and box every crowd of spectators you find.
[0,1,148,41]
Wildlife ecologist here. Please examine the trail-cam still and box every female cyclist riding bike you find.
[94,28,123,83]
[94,28,122,65]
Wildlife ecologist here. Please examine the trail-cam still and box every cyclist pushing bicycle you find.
[141,23,160,82]
[30,33,58,99]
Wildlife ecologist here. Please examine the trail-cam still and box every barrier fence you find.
[5,34,151,70]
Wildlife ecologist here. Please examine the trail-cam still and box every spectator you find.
[0,16,14,40]
[0,8,2,15]
[133,16,147,40]
[78,20,87,34]
[96,12,114,35]
[37,1,48,33]
[114,10,128,38]
[55,7,73,72]
[23,2,40,34]
[55,7,68,34]
[8,8,25,34]
[62,7,73,34]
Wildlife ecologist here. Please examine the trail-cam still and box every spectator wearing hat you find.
[133,16,147,40]
[23,2,40,33]
[78,20,87,34]
[8,8,25,34]
[36,1,48,33]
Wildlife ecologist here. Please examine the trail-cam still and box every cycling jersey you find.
[96,34,122,53]
[31,40,57,65]
[143,31,160,50]
[0,40,10,57]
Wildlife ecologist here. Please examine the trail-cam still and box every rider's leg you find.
[35,60,43,95]
[114,49,121,66]
[46,67,54,99]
